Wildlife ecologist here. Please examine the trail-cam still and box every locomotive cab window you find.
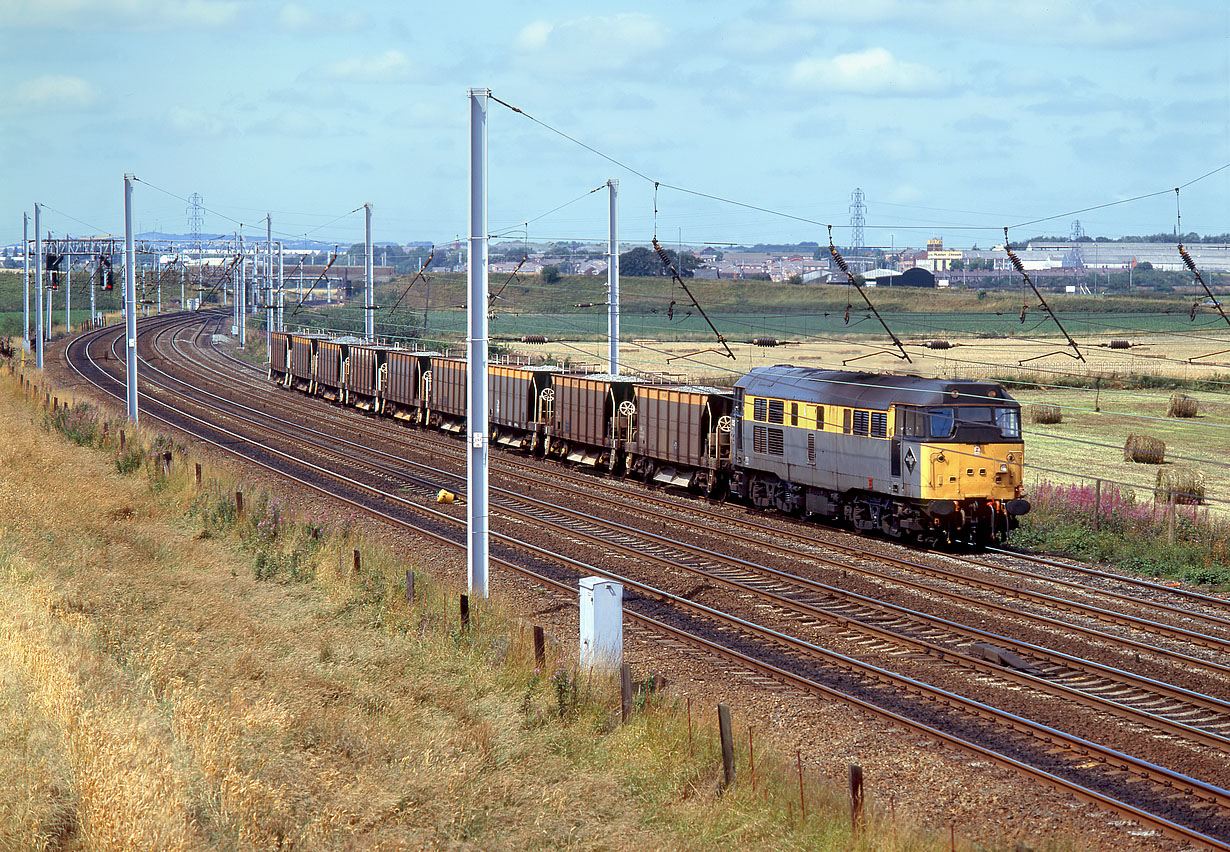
[896,405,925,438]
[814,406,824,429]
[951,406,1021,439]
[996,407,1021,438]
[929,407,955,439]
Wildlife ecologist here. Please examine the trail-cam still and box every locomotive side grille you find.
[754,397,767,421]
[768,400,784,424]
[753,425,767,454]
[852,410,870,436]
[767,428,784,456]
[807,433,816,464]
[870,411,887,438]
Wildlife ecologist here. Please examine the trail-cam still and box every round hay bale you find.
[1124,433,1166,465]
[1155,466,1205,504]
[1030,403,1063,425]
[1167,392,1198,418]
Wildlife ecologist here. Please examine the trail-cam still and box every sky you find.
[2,0,1229,251]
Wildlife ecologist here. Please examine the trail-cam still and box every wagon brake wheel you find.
[618,400,636,417]
[540,388,555,402]
[717,415,733,433]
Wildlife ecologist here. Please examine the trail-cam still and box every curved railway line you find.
[54,311,1230,849]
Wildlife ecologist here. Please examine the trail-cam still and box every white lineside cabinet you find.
[579,576,623,669]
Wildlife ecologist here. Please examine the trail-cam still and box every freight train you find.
[269,331,1030,546]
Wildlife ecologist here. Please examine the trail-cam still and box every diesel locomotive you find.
[269,331,1029,546]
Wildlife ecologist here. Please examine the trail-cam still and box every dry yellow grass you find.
[0,363,1084,852]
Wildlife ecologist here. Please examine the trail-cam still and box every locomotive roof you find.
[736,365,1017,409]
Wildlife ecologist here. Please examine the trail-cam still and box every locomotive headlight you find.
[999,463,1008,473]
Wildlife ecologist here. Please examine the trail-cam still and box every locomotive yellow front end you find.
[897,399,1030,545]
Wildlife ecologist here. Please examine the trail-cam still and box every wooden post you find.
[195,463,202,484]
[1093,479,1101,530]
[352,548,361,573]
[235,490,244,518]
[748,727,756,792]
[849,764,864,835]
[119,429,126,451]
[161,451,172,475]
[405,570,415,603]
[53,396,57,411]
[1168,491,1177,545]
[460,594,470,631]
[620,663,632,723]
[796,749,806,820]
[686,696,693,756]
[533,625,545,667]
[717,704,735,791]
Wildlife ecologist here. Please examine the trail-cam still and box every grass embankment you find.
[0,365,1018,851]
[1011,383,1230,587]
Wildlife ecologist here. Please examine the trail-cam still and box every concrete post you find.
[34,204,43,368]
[266,215,274,360]
[277,241,284,332]
[123,174,138,423]
[467,88,490,597]
[64,253,70,333]
[22,212,29,351]
[579,576,623,668]
[239,238,246,346]
[607,179,619,374]
[364,202,373,340]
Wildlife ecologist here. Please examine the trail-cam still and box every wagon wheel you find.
[717,415,733,433]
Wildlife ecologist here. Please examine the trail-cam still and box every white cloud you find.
[0,0,240,29]
[277,2,364,34]
[785,0,1201,47]
[317,50,414,83]
[14,75,97,108]
[514,13,666,73]
[164,106,232,137]
[790,48,946,95]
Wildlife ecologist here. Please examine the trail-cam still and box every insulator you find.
[1190,303,1199,321]
[752,337,778,347]
[1178,245,1198,274]
[522,334,547,344]
[1108,339,1131,349]
[667,299,676,320]
[1019,304,1027,323]
[843,306,850,325]
[1006,248,1026,275]
[829,245,851,276]
[652,239,673,268]
[925,339,951,350]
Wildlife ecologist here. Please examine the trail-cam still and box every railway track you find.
[56,312,1230,849]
